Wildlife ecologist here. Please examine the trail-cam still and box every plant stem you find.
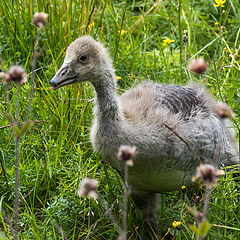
[0,120,48,130]
[28,29,41,119]
[97,195,122,234]
[4,84,11,112]
[13,84,21,240]
[128,0,163,33]
[184,41,188,63]
[15,85,20,123]
[122,163,129,240]
[196,187,213,240]
[178,0,183,81]
[0,150,9,189]
[213,61,223,101]
[163,123,201,161]
[197,234,202,240]
[203,187,213,218]
[114,0,127,61]
[13,136,21,240]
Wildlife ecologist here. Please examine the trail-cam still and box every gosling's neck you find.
[91,71,127,156]
[92,70,123,124]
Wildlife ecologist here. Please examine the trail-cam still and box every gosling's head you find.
[50,36,114,89]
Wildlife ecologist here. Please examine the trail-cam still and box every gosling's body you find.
[90,81,229,192]
[50,36,239,239]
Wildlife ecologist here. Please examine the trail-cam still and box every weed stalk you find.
[13,85,21,240]
[98,195,122,234]
[191,164,224,240]
[122,163,129,240]
[178,0,183,81]
[13,136,21,240]
[28,29,41,118]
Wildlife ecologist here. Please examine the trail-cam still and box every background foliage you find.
[0,0,239,239]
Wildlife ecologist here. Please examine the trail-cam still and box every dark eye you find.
[79,55,88,62]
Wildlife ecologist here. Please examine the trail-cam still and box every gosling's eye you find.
[79,55,88,62]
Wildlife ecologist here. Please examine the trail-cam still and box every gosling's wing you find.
[154,84,202,118]
[120,82,210,122]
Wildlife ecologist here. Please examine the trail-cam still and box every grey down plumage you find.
[50,36,239,239]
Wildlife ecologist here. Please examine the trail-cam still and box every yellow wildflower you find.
[172,221,182,228]
[88,21,95,29]
[181,185,186,190]
[163,38,175,46]
[118,29,127,35]
[116,76,122,81]
[213,0,226,8]
[214,21,219,26]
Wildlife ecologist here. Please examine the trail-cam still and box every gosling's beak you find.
[50,63,77,90]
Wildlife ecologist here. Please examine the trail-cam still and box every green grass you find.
[0,0,240,239]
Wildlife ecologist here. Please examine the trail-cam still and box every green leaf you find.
[190,221,211,239]
[13,126,21,138]
[199,220,211,238]
[189,224,201,237]
[0,195,4,213]
[12,120,33,138]
[2,113,14,125]
[19,120,33,137]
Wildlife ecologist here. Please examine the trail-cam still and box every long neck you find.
[92,71,123,125]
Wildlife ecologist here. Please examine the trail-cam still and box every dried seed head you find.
[77,178,99,200]
[33,12,49,29]
[188,57,208,74]
[182,30,188,43]
[192,164,224,188]
[195,212,205,223]
[214,101,234,119]
[117,145,136,167]
[2,66,28,84]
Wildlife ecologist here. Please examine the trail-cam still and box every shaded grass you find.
[0,0,240,239]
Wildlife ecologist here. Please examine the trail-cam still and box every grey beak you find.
[50,63,77,89]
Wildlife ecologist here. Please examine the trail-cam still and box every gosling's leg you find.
[131,191,160,240]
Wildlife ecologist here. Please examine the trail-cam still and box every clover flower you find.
[77,178,99,200]
[2,66,28,84]
[163,38,175,46]
[117,145,136,167]
[213,0,226,7]
[188,57,208,74]
[192,164,224,188]
[33,12,49,29]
